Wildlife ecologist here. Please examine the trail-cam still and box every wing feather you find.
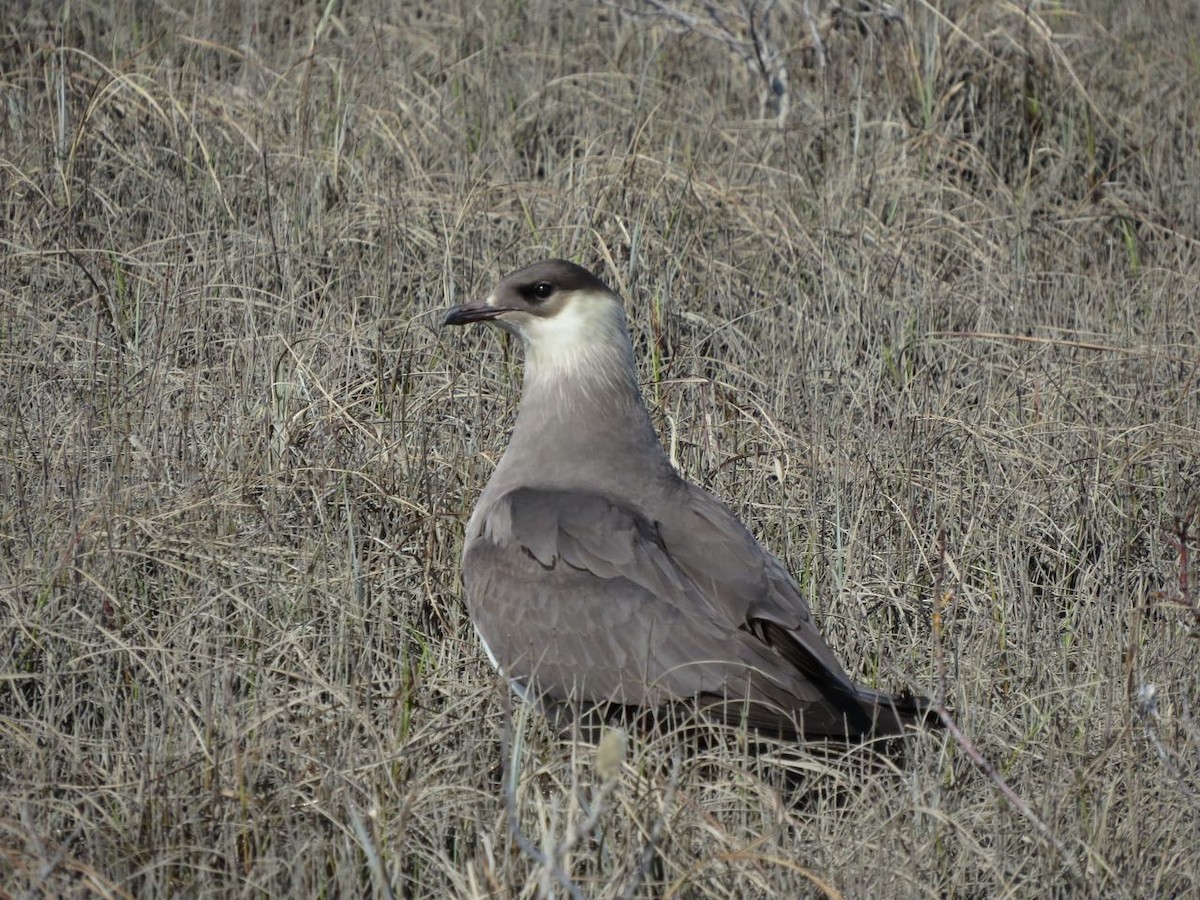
[656,484,859,687]
[465,485,888,737]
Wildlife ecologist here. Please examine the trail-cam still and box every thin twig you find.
[346,800,397,900]
[1160,509,1197,629]
[931,530,1088,888]
[500,694,586,900]
[1132,684,1200,805]
[608,0,791,123]
[622,749,681,899]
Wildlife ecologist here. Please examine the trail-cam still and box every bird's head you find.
[443,259,633,386]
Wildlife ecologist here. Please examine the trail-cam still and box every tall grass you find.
[1,1,1197,895]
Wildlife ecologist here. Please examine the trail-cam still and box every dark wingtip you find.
[880,689,945,733]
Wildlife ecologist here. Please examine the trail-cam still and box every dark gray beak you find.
[443,303,508,326]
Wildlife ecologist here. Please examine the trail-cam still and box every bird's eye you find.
[530,282,554,301]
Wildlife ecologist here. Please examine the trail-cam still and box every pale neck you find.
[492,323,675,495]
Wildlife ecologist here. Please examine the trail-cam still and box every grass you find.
[1,0,1198,896]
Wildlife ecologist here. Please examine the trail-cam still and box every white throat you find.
[518,290,640,405]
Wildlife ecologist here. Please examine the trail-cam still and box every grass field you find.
[2,1,1198,896]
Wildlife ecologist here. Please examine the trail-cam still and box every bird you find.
[443,259,935,741]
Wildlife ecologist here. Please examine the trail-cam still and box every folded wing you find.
[464,486,917,737]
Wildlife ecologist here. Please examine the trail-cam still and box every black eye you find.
[530,281,554,301]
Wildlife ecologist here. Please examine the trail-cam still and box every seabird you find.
[444,259,934,740]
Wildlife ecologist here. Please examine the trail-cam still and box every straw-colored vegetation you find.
[2,1,1197,896]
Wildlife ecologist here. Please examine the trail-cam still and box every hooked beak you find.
[442,303,510,327]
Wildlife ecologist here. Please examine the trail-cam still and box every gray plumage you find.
[444,259,933,740]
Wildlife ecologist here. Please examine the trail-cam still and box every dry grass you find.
[1,0,1198,896]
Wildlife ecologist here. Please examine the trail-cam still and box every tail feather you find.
[854,686,943,736]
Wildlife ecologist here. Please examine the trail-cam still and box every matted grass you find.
[1,1,1197,896]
